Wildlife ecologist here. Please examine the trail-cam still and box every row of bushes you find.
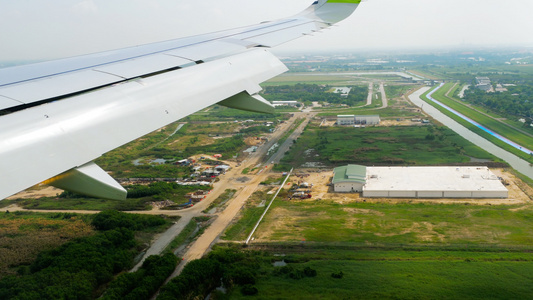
[158,247,261,299]
[102,253,178,300]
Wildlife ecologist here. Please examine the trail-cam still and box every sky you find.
[1,0,533,62]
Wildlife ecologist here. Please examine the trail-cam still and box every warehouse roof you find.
[365,166,508,192]
[333,165,367,184]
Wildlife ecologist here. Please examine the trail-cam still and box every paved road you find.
[131,214,194,271]
[379,82,388,109]
[269,112,314,164]
[364,83,373,106]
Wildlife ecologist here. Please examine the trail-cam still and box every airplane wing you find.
[0,0,361,200]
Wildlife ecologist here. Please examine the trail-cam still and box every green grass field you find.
[223,197,533,299]
[280,124,497,167]
[222,190,267,241]
[228,252,533,299]
[257,200,533,245]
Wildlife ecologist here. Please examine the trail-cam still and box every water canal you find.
[409,87,533,180]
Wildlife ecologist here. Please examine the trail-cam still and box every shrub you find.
[241,285,258,296]
[303,266,317,277]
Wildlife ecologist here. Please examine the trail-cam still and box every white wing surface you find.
[0,0,361,200]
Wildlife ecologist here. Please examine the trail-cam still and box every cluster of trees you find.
[0,211,169,299]
[91,210,168,231]
[184,135,244,156]
[158,246,261,299]
[102,253,178,300]
[239,125,272,135]
[262,83,367,107]
[126,182,209,200]
[463,84,533,124]
[273,265,318,280]
[184,105,283,121]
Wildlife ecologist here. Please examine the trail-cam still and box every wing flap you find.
[93,54,193,79]
[0,69,123,104]
[0,95,23,110]
[243,20,320,47]
[164,40,248,62]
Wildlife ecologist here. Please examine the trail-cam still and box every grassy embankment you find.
[223,188,288,241]
[423,83,533,163]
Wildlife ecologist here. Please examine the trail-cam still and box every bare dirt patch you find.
[244,137,263,146]
[7,185,63,200]
[380,120,425,127]
[255,207,307,242]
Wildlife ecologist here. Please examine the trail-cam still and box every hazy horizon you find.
[1,0,532,63]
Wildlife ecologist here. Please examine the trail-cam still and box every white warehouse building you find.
[363,166,508,198]
[337,115,380,126]
[272,101,299,107]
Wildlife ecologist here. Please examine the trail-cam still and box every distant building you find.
[475,77,493,92]
[272,101,299,107]
[495,84,508,92]
[337,115,380,126]
[337,115,355,125]
[332,165,367,192]
[332,87,351,97]
[215,165,230,173]
[355,115,380,125]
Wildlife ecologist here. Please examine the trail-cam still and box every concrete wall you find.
[417,191,444,198]
[443,191,473,198]
[334,182,363,193]
[362,190,389,197]
[363,190,508,198]
[472,191,508,198]
[389,191,416,198]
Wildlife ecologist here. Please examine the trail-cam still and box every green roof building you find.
[332,165,366,192]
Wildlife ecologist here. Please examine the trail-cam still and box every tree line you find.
[463,83,533,125]
[0,211,169,299]
[262,83,367,107]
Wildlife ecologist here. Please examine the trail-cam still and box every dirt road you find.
[169,112,311,277]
